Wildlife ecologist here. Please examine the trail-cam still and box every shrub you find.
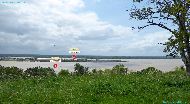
[0,65,24,80]
[112,64,128,75]
[24,67,56,77]
[58,69,70,76]
[97,69,104,74]
[138,67,162,74]
[174,66,186,72]
[92,69,97,74]
[74,63,89,75]
[165,66,186,75]
[93,82,113,94]
[104,69,112,74]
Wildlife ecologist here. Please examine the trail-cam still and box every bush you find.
[0,65,24,80]
[24,67,56,77]
[58,69,70,76]
[165,66,186,75]
[74,63,89,75]
[92,69,97,74]
[112,64,128,75]
[97,70,104,74]
[174,66,186,72]
[104,69,112,74]
[75,63,88,75]
[138,67,162,74]
[93,82,113,94]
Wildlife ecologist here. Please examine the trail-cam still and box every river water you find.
[0,59,184,72]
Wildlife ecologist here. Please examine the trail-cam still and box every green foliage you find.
[58,69,70,76]
[175,66,186,72]
[103,69,112,74]
[91,64,128,75]
[97,69,104,74]
[24,67,56,77]
[92,69,97,74]
[74,63,89,75]
[129,0,190,74]
[0,65,189,103]
[0,65,24,80]
[0,66,190,103]
[92,82,113,94]
[165,66,186,75]
[112,64,128,75]
[137,67,162,74]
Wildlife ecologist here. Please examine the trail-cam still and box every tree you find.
[128,0,190,75]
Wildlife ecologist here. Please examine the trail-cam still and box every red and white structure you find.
[69,48,80,61]
[50,57,61,69]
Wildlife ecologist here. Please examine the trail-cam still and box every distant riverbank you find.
[0,54,181,59]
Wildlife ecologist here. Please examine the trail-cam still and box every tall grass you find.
[0,64,190,103]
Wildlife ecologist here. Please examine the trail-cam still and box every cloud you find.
[0,0,171,55]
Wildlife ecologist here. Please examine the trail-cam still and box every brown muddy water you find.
[0,59,184,73]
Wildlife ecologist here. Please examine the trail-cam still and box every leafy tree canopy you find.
[128,0,190,75]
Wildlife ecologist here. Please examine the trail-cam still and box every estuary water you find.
[0,59,184,72]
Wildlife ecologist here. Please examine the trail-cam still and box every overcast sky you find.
[0,0,172,56]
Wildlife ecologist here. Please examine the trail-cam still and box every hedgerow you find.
[0,65,24,80]
[24,67,56,77]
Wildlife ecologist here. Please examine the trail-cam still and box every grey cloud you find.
[0,0,170,55]
[77,28,114,40]
[0,12,38,35]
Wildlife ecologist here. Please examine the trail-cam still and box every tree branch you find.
[138,21,176,35]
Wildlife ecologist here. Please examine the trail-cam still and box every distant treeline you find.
[0,54,181,59]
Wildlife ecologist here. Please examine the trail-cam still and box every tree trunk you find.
[185,63,190,76]
[180,51,190,76]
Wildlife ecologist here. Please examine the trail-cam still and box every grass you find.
[0,68,190,104]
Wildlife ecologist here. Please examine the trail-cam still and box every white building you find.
[50,57,61,62]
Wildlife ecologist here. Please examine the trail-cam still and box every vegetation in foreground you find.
[0,64,190,103]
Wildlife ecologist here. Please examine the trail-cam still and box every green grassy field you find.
[1,67,190,104]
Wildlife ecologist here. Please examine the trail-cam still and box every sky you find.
[0,0,172,56]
